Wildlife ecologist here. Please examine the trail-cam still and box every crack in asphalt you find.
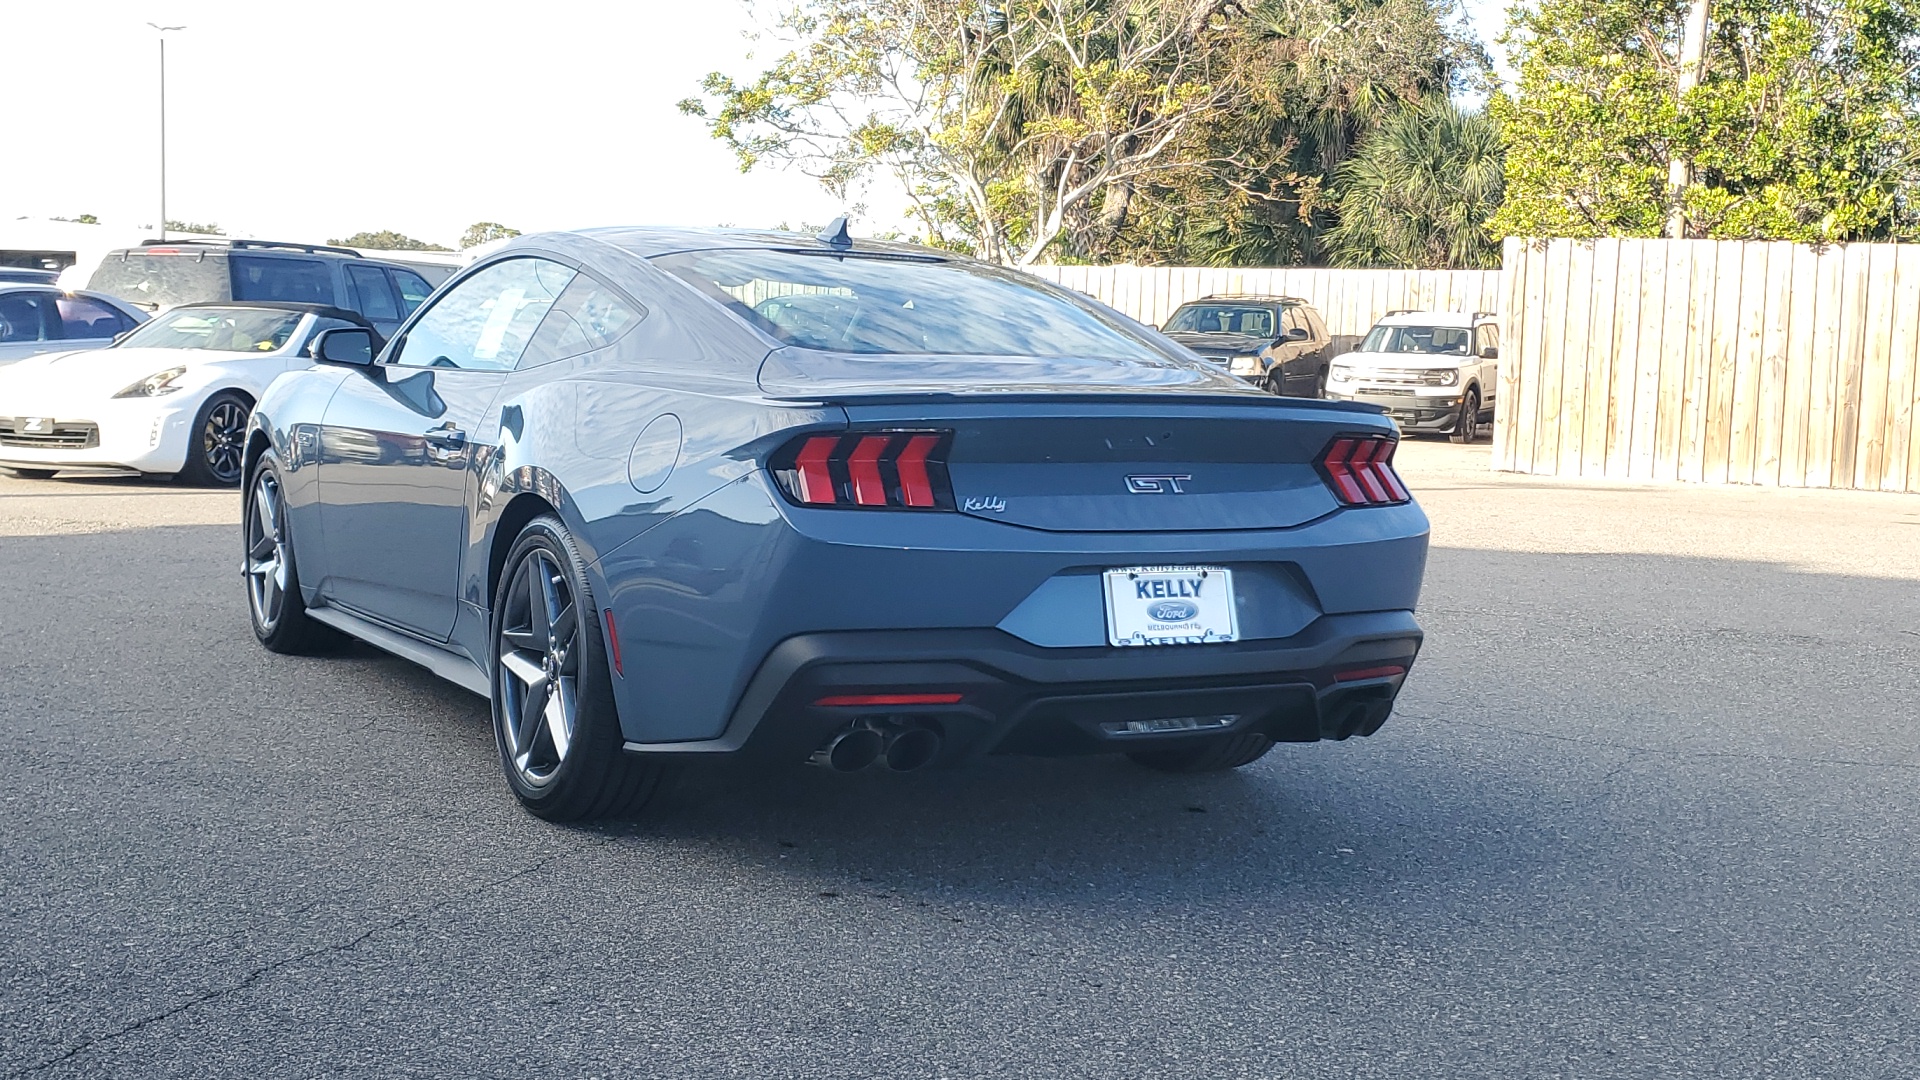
[4,837,613,1078]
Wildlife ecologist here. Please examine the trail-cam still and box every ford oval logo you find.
[1147,600,1199,622]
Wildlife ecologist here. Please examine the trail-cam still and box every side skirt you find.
[307,605,490,698]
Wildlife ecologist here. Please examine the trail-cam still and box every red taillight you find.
[1318,434,1410,507]
[813,693,964,707]
[1334,664,1407,682]
[772,431,954,510]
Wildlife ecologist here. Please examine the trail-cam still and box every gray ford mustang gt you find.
[241,223,1429,820]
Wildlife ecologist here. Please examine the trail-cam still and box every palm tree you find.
[1326,99,1505,269]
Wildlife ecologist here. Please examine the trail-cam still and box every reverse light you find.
[113,365,188,398]
[1318,434,1411,507]
[771,431,954,510]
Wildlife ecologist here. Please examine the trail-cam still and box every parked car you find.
[0,285,147,366]
[239,223,1429,821]
[1159,294,1334,397]
[1325,310,1499,443]
[85,239,437,340]
[0,301,378,484]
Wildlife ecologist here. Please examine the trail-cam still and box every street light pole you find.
[148,23,185,241]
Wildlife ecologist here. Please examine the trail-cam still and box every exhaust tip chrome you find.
[809,726,884,771]
[881,726,941,772]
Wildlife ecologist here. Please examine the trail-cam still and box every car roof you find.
[168,300,375,328]
[566,225,957,261]
[1175,294,1310,306]
[1374,310,1493,328]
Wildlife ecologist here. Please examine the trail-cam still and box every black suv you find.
[86,239,437,340]
[1160,294,1334,397]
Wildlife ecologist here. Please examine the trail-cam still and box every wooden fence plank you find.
[1652,241,1694,481]
[1605,241,1645,478]
[1702,241,1745,484]
[1833,245,1873,488]
[1494,239,1526,469]
[1880,247,1920,491]
[1534,242,1572,469]
[1856,244,1899,488]
[1517,242,1554,472]
[1556,242,1596,475]
[1779,245,1820,487]
[1628,242,1670,478]
[1728,242,1770,483]
[1754,241,1795,485]
[1583,239,1621,478]
[1803,248,1845,488]
[1677,241,1719,483]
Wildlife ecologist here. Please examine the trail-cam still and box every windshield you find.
[1163,304,1276,337]
[655,249,1165,359]
[118,307,305,352]
[1358,324,1471,356]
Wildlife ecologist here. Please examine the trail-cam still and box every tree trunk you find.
[1666,0,1711,238]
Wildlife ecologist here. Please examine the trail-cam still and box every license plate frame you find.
[1102,565,1238,647]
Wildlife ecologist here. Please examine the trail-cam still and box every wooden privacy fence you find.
[1027,264,1502,351]
[1494,237,1920,493]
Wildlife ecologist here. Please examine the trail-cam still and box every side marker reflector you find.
[603,608,623,675]
[814,693,964,708]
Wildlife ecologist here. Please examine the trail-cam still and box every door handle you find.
[423,424,467,451]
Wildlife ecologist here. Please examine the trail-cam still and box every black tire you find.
[1,467,57,480]
[1449,389,1481,444]
[178,390,252,487]
[243,453,338,655]
[1126,733,1275,773]
[491,515,667,821]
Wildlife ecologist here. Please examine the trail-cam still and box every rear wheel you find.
[1,467,57,480]
[244,454,336,654]
[179,391,251,487]
[1126,733,1274,773]
[1449,389,1481,444]
[492,515,667,821]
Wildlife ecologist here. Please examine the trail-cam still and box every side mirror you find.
[1480,346,1499,360]
[309,327,376,367]
[1286,326,1310,341]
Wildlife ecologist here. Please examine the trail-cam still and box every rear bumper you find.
[621,609,1422,763]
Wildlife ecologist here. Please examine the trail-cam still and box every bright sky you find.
[0,0,1509,247]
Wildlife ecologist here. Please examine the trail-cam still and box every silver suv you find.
[1325,310,1499,442]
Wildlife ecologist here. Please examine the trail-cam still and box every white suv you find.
[1324,310,1498,443]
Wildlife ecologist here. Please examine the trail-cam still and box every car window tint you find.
[1281,306,1307,335]
[392,269,434,314]
[392,257,574,371]
[54,295,129,339]
[0,291,52,342]
[1164,304,1275,338]
[523,273,645,364]
[230,256,333,305]
[345,265,400,321]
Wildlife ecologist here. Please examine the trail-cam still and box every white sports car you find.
[0,301,377,485]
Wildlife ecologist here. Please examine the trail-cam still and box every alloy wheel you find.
[202,400,249,484]
[245,470,288,632]
[498,550,582,786]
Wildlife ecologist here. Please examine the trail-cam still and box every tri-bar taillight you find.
[771,430,955,510]
[1318,434,1411,506]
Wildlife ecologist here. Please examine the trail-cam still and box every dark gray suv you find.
[87,239,436,340]
[1161,294,1334,397]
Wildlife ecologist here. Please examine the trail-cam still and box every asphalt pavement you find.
[3,443,1917,1078]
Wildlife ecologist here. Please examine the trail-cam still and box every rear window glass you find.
[119,307,304,352]
[1164,304,1277,337]
[1359,325,1471,355]
[655,249,1163,359]
[87,251,231,310]
[231,256,333,305]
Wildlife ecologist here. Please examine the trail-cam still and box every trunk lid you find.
[837,396,1391,533]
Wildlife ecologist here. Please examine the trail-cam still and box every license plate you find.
[1103,565,1237,647]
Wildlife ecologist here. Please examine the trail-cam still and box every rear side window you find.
[87,251,231,309]
[657,249,1163,359]
[522,273,644,364]
[231,255,333,305]
[344,264,400,321]
[392,269,434,314]
[392,257,573,371]
[55,295,132,339]
[0,291,52,342]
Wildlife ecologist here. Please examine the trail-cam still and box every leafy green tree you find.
[1490,0,1920,241]
[1323,99,1505,268]
[329,230,452,251]
[165,220,222,235]
[461,222,521,249]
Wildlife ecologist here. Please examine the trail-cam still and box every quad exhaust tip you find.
[810,720,943,772]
